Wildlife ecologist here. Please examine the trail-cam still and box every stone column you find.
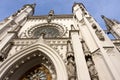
[92,50,114,80]
[70,30,91,80]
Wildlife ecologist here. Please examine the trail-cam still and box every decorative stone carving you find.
[86,55,99,80]
[95,29,105,41]
[66,41,76,80]
[67,55,76,80]
[26,23,65,38]
[49,10,54,15]
[47,10,54,23]
[82,41,98,80]
[91,23,105,41]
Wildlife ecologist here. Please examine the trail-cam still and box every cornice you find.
[12,38,70,46]
[13,38,70,41]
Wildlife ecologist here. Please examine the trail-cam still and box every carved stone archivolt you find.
[1,50,56,80]
[0,43,68,80]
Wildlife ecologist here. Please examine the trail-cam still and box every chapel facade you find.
[0,2,120,80]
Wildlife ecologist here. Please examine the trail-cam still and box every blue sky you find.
[0,0,120,31]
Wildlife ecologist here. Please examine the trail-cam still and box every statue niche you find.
[67,55,76,80]
[66,41,76,80]
[85,55,99,80]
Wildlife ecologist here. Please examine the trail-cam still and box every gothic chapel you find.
[0,2,120,80]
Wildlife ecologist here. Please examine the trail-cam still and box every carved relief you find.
[95,29,105,41]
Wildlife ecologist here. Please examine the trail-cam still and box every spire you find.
[101,15,120,39]
[101,15,115,30]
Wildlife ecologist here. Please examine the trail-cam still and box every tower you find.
[0,2,120,80]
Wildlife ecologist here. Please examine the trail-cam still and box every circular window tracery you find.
[27,23,65,38]
[32,26,60,38]
[21,64,52,80]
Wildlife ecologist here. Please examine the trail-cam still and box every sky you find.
[0,0,120,31]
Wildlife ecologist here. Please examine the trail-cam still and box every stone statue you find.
[67,56,76,80]
[49,10,54,16]
[86,57,99,80]
[47,10,54,23]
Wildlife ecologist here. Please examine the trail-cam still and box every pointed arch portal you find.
[0,43,68,80]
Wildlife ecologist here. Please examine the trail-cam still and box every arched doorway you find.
[0,43,68,80]
[18,50,55,80]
